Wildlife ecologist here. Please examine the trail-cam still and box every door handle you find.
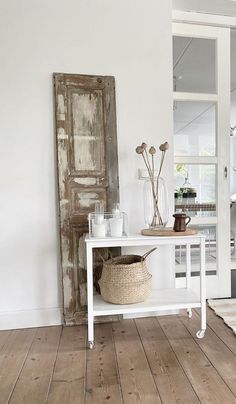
[224,166,228,179]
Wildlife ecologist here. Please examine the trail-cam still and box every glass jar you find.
[143,177,168,228]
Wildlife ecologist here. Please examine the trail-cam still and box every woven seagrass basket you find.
[98,248,156,304]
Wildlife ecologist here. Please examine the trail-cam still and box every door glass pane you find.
[175,225,217,274]
[173,36,216,93]
[174,101,216,156]
[174,164,216,217]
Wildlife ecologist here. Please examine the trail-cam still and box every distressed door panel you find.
[68,89,105,175]
[70,186,107,215]
[54,73,119,325]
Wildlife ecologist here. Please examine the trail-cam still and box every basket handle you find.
[96,249,113,262]
[141,248,157,261]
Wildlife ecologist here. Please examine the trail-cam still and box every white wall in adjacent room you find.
[0,0,173,329]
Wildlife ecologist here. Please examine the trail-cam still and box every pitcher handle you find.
[185,216,191,226]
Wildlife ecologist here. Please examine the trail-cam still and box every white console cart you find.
[85,233,206,349]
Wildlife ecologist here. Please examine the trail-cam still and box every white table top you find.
[85,233,205,247]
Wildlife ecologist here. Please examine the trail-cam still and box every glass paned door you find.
[173,36,216,93]
[173,23,231,298]
[174,101,216,156]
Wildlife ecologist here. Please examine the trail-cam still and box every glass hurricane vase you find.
[143,177,168,229]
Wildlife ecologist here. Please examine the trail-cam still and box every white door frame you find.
[173,22,231,298]
[172,10,236,29]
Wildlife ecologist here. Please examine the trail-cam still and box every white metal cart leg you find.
[196,238,206,339]
[86,245,94,349]
[186,244,192,318]
[187,308,192,318]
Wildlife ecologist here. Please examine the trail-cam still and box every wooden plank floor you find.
[1,308,236,404]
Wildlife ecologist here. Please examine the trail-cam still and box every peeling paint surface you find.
[58,144,68,198]
[78,192,99,208]
[79,283,87,307]
[61,236,73,268]
[71,91,105,172]
[73,92,98,128]
[58,127,68,139]
[63,271,73,308]
[74,177,97,186]
[78,234,86,269]
[57,94,66,120]
[60,198,69,207]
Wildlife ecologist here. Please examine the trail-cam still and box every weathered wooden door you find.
[54,73,119,325]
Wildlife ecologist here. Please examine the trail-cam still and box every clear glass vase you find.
[143,177,168,228]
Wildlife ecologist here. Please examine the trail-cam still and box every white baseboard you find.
[0,307,63,330]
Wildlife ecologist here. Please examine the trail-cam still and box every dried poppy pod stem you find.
[135,140,169,228]
[136,146,144,154]
[149,146,156,155]
[157,143,169,179]
[159,142,169,152]
[141,142,147,149]
[143,143,153,177]
[136,143,152,178]
[149,147,156,176]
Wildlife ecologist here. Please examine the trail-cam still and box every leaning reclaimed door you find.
[54,73,119,325]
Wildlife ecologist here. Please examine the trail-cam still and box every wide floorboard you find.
[1,308,236,404]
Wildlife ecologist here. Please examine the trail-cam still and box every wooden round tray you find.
[141,227,198,237]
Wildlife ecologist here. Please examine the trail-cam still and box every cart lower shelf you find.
[93,288,201,316]
[86,234,206,349]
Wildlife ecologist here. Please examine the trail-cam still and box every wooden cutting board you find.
[141,227,198,237]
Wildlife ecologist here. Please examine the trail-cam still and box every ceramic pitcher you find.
[173,213,191,232]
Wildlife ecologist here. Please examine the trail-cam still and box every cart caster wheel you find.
[196,330,205,339]
[187,309,192,318]
[89,341,94,349]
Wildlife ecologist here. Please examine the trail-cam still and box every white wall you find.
[0,0,173,329]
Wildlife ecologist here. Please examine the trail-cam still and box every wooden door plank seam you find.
[0,331,13,353]
[44,326,63,404]
[8,327,62,404]
[193,307,236,357]
[47,326,86,404]
[134,319,164,404]
[112,319,162,404]
[153,316,202,404]
[111,323,125,404]
[178,312,236,400]
[6,328,38,404]
[157,315,236,403]
[85,323,122,404]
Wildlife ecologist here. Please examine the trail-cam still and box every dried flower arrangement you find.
[136,141,169,227]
